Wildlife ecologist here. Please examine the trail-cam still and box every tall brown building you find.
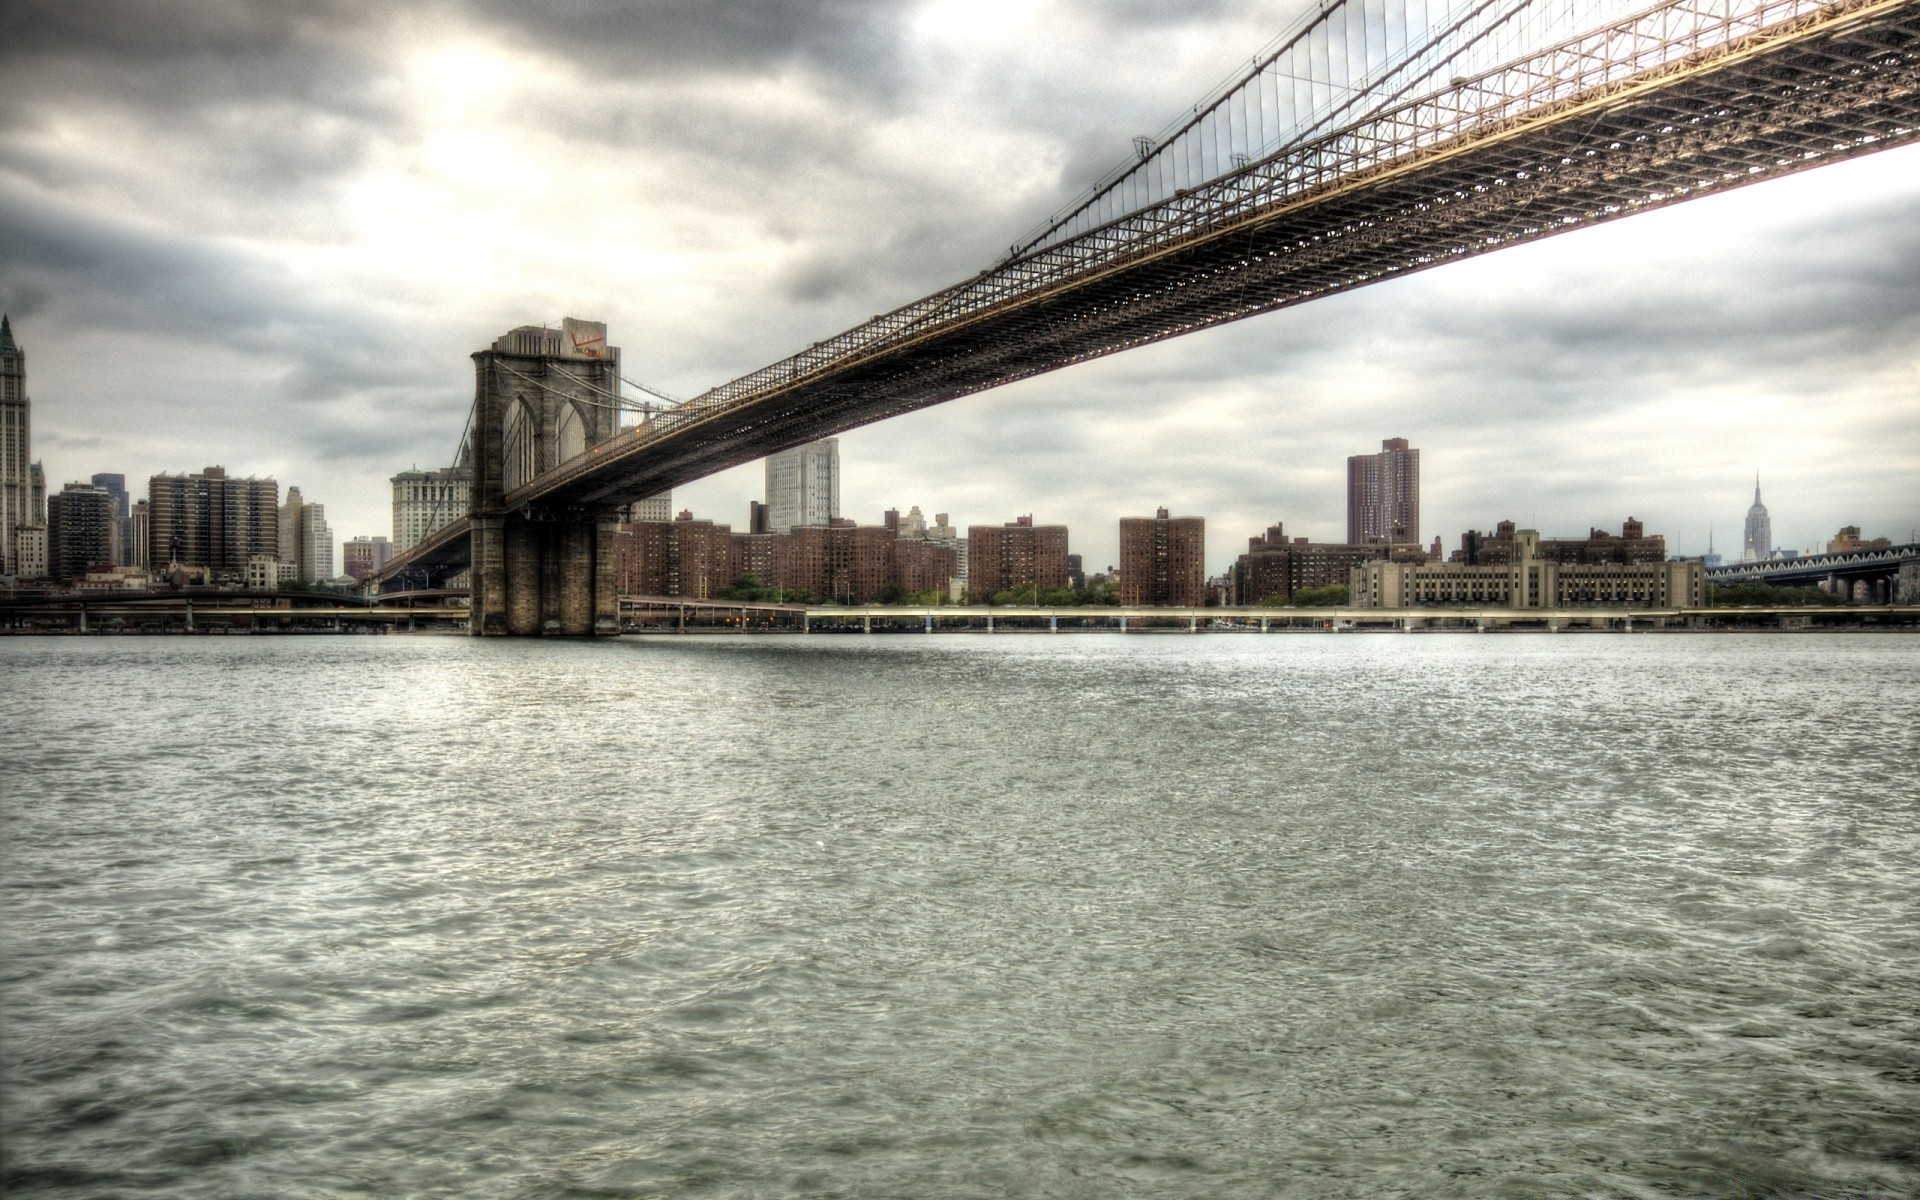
[1347,437,1420,547]
[615,514,740,599]
[146,466,279,573]
[967,516,1069,597]
[777,525,895,602]
[1119,508,1205,606]
[892,537,959,595]
[621,513,959,603]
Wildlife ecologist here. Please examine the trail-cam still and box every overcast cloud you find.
[2,0,1915,573]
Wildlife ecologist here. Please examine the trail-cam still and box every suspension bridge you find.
[373,0,1920,635]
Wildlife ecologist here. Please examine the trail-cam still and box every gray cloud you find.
[0,0,1914,563]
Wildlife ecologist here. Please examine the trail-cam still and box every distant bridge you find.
[376,0,1920,634]
[1708,542,1919,600]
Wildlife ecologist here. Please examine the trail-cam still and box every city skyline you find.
[1,3,1916,574]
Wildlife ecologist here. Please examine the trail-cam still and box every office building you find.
[1743,479,1772,563]
[1352,528,1705,609]
[147,466,279,574]
[967,516,1069,597]
[343,536,393,581]
[0,315,47,578]
[130,499,150,570]
[277,486,334,583]
[1347,436,1420,547]
[765,439,839,532]
[628,492,672,523]
[1230,522,1397,604]
[1119,508,1206,606]
[391,467,471,553]
[87,473,130,566]
[46,482,115,583]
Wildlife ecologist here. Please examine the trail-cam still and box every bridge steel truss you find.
[1708,541,1920,600]
[379,0,1920,594]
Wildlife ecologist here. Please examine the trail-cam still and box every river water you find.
[3,632,1917,1197]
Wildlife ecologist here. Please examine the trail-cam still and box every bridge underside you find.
[382,0,1920,588]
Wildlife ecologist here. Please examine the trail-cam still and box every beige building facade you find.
[1352,529,1704,609]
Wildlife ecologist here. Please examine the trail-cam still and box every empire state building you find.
[1742,478,1772,563]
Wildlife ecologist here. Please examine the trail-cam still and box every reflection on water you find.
[3,633,1917,1197]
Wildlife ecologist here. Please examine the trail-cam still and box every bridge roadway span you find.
[1707,542,1919,597]
[626,599,1920,631]
[382,0,1920,609]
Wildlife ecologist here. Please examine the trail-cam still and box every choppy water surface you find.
[3,632,1917,1197]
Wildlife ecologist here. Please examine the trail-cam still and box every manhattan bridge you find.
[373,0,1920,635]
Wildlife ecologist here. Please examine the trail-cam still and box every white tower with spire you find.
[0,314,47,578]
[1742,477,1772,563]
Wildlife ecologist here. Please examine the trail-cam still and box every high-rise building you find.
[279,486,303,569]
[0,315,47,578]
[147,466,279,574]
[46,482,115,583]
[1743,478,1772,562]
[966,515,1069,597]
[90,473,131,566]
[130,499,150,570]
[927,512,967,588]
[1347,436,1421,547]
[278,489,334,583]
[765,439,839,532]
[343,535,393,581]
[391,466,471,553]
[1119,508,1206,606]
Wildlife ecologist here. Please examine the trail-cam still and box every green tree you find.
[1286,583,1350,607]
[1705,582,1847,607]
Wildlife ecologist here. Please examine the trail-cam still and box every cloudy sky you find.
[3,0,1916,574]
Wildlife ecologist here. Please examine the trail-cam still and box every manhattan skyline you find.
[1,1,1916,574]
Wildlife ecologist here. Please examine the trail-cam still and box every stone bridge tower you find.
[469,320,625,636]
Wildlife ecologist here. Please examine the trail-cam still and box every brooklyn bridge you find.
[372,0,1920,635]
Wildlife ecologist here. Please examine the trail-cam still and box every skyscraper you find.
[90,473,130,566]
[1347,437,1420,547]
[390,467,471,552]
[765,439,839,533]
[46,482,115,583]
[1119,508,1206,606]
[1743,477,1772,563]
[147,466,279,573]
[279,486,334,582]
[0,315,46,578]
